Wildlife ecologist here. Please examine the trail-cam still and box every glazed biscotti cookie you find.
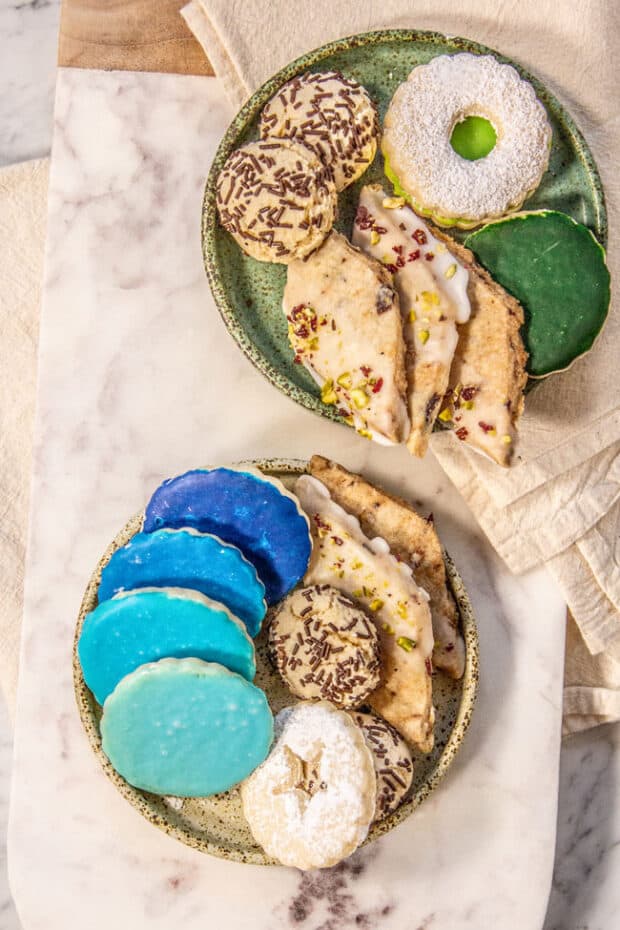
[353,184,471,457]
[309,454,465,679]
[295,474,435,753]
[434,233,528,466]
[283,230,409,444]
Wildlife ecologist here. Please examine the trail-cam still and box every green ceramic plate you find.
[74,460,478,864]
[202,29,607,426]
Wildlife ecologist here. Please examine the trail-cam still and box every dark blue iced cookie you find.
[143,468,312,604]
[101,658,273,797]
[78,588,256,704]
[98,529,266,636]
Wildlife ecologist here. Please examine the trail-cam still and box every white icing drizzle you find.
[353,185,470,323]
[303,360,398,447]
[295,476,433,655]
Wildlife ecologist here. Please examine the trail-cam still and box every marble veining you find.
[543,723,620,930]
[0,0,60,166]
[5,67,568,930]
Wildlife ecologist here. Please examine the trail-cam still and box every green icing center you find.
[450,116,497,161]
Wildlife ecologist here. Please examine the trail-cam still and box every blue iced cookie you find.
[143,467,312,604]
[100,658,273,797]
[78,588,256,705]
[98,529,266,636]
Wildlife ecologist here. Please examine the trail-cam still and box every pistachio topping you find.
[438,407,452,422]
[396,636,417,652]
[444,263,458,279]
[370,230,381,246]
[382,196,406,209]
[419,329,430,344]
[369,598,385,612]
[351,387,370,409]
[321,379,337,405]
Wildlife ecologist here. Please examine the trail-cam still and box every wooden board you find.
[58,0,213,75]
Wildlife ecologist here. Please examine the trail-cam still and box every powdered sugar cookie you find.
[383,53,551,227]
[349,711,414,821]
[241,701,376,869]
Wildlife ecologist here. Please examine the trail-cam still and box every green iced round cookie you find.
[465,211,610,377]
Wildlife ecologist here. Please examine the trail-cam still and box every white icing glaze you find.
[353,185,470,325]
[295,476,433,652]
[448,363,518,464]
[303,360,398,447]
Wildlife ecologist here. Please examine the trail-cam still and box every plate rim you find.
[201,27,608,423]
[73,458,479,865]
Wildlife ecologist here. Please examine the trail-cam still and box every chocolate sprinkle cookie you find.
[268,584,381,709]
[259,71,379,192]
[216,138,337,264]
[349,711,414,821]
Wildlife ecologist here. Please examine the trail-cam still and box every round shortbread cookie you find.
[101,658,273,797]
[143,467,312,605]
[216,138,337,263]
[259,71,379,191]
[241,701,376,869]
[349,711,414,821]
[268,584,381,709]
[383,53,551,227]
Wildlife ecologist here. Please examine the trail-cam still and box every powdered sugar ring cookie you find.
[241,701,376,869]
[383,53,552,227]
[259,71,379,192]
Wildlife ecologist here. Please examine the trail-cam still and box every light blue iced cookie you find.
[78,588,256,705]
[100,658,273,797]
[143,467,312,604]
[97,529,266,636]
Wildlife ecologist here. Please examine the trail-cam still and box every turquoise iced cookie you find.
[143,467,312,604]
[97,529,266,637]
[78,588,256,705]
[100,658,273,797]
[465,210,610,377]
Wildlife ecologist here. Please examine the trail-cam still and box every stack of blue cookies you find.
[78,467,312,797]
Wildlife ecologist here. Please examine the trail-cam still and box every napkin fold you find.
[0,158,49,721]
[182,0,620,730]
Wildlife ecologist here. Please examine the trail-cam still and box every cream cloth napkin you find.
[0,158,48,721]
[182,0,620,732]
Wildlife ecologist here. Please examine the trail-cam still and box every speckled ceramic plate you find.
[202,29,607,422]
[74,459,478,865]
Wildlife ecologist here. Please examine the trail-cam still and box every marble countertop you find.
[0,3,618,929]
